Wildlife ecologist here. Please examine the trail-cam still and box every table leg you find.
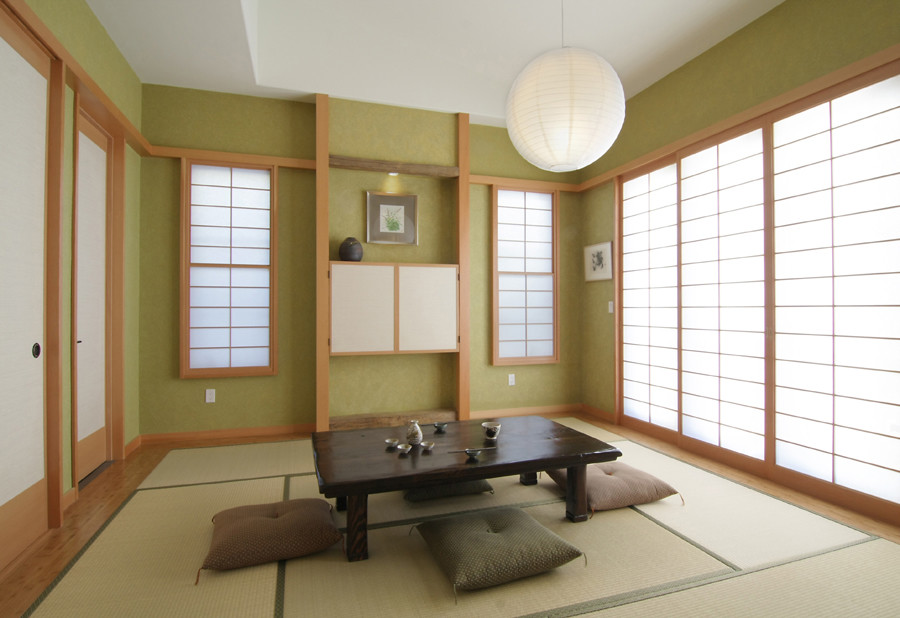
[519,471,538,485]
[345,494,369,561]
[565,464,589,522]
[335,496,347,512]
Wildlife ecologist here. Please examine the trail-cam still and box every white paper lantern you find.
[506,47,626,172]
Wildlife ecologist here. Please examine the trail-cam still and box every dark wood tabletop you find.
[312,415,621,497]
[312,416,621,560]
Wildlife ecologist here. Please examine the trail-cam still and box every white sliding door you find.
[75,122,110,481]
[0,23,50,570]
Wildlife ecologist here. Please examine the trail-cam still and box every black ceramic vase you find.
[339,237,363,261]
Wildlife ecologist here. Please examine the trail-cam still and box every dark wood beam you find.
[329,154,459,178]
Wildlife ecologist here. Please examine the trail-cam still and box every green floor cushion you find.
[546,462,679,513]
[197,498,342,582]
[416,507,583,594]
[404,479,494,502]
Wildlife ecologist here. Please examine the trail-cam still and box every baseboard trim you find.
[124,435,141,458]
[580,404,616,423]
[61,487,78,512]
[140,423,316,445]
[471,404,583,419]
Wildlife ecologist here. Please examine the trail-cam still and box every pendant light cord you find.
[560,0,565,48]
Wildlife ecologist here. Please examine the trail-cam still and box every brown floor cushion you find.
[546,462,679,513]
[416,507,583,595]
[197,498,341,582]
[404,479,494,502]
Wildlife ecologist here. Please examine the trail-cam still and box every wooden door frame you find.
[70,106,122,492]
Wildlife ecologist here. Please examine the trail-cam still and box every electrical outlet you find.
[508,374,516,386]
[205,388,216,403]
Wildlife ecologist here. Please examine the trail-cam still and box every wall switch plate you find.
[508,374,515,386]
[205,388,216,403]
[608,301,614,313]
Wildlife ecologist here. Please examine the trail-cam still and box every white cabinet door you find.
[398,265,458,351]
[330,263,395,353]
[330,263,459,355]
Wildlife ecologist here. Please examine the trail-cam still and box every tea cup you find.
[482,422,501,440]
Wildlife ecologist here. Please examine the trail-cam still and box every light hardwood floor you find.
[1,418,897,617]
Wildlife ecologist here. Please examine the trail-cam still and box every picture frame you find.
[366,192,418,245]
[584,241,612,281]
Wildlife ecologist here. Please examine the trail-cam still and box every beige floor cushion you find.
[546,462,679,513]
[416,507,583,595]
[197,498,342,582]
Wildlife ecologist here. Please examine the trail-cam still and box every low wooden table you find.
[312,416,622,561]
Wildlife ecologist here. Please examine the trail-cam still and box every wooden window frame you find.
[180,158,278,378]
[491,185,560,366]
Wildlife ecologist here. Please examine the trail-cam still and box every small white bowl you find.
[385,438,399,449]
[420,441,435,452]
[396,444,412,455]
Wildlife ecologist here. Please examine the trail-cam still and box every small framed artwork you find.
[584,241,612,281]
[366,192,418,245]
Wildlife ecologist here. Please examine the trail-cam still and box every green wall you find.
[25,0,142,129]
[142,85,316,160]
[24,0,900,441]
[582,0,900,180]
[138,87,318,434]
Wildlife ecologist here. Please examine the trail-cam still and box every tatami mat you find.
[614,442,871,569]
[30,424,898,618]
[32,478,285,617]
[591,538,900,617]
[553,417,625,443]
[282,502,731,617]
[139,440,314,488]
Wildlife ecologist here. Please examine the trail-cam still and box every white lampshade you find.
[506,47,626,172]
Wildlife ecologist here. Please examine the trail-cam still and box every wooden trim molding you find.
[151,145,315,170]
[44,57,65,529]
[470,404,583,420]
[140,424,315,445]
[330,154,458,178]
[456,114,471,421]
[471,174,579,193]
[124,435,141,458]
[315,94,330,432]
[580,404,616,424]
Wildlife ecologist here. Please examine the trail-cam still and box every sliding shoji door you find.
[679,130,767,460]
[621,164,680,431]
[772,74,900,503]
[0,17,50,570]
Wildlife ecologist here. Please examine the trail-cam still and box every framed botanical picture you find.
[366,192,418,245]
[584,241,612,281]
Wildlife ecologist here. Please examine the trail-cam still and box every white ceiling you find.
[85,0,784,126]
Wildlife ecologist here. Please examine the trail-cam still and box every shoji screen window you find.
[493,188,557,364]
[773,74,900,503]
[183,163,276,377]
[621,164,679,430]
[679,130,766,459]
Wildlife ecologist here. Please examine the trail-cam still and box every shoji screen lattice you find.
[773,75,900,502]
[186,164,274,374]
[621,164,680,431]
